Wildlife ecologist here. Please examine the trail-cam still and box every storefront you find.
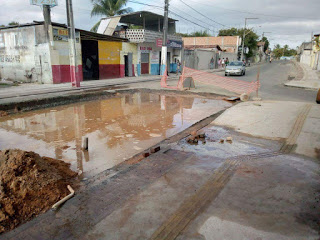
[137,40,182,76]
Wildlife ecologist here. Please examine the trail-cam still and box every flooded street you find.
[0,92,231,177]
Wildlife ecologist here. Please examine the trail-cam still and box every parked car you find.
[225,61,246,76]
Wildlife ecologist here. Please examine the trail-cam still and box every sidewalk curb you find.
[284,61,320,90]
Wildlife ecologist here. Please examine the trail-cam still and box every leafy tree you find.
[218,27,238,36]
[315,36,320,50]
[218,27,259,58]
[177,30,211,37]
[0,22,19,28]
[8,21,19,26]
[90,0,133,32]
[128,25,143,29]
[272,44,297,58]
[261,36,269,52]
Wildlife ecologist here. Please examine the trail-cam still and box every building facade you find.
[182,36,241,68]
[182,36,241,54]
[97,11,183,76]
[0,22,127,84]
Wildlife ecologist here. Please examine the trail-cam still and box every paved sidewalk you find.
[213,100,320,159]
[0,75,162,100]
[285,62,320,89]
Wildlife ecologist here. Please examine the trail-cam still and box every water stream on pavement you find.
[0,92,231,177]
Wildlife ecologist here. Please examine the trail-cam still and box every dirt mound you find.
[0,149,78,234]
[0,111,8,117]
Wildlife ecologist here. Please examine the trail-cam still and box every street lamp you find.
[262,31,271,39]
[241,17,259,61]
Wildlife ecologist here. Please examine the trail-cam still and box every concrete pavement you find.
[214,100,320,159]
[0,75,162,104]
[285,61,320,90]
[214,60,318,102]
[4,117,319,240]
[2,95,320,240]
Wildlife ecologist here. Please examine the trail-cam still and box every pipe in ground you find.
[52,185,75,210]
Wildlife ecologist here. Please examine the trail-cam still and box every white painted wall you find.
[300,50,312,66]
[0,25,53,83]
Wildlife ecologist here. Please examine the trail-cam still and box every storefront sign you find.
[156,39,163,47]
[156,39,182,49]
[53,28,80,42]
[30,0,58,7]
[140,46,152,53]
[168,40,182,49]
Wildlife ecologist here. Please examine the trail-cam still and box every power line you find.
[170,5,212,29]
[127,0,212,31]
[186,0,319,21]
[127,0,163,9]
[178,0,226,27]
[169,10,211,31]
[55,0,215,33]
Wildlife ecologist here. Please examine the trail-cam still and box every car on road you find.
[225,61,246,76]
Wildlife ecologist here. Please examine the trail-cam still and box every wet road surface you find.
[216,61,317,102]
[3,125,318,239]
[0,92,231,177]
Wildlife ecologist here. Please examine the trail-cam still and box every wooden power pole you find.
[66,0,80,87]
[161,0,169,75]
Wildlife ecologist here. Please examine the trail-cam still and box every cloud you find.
[0,0,319,48]
[167,0,320,48]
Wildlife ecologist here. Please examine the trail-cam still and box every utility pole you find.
[311,31,313,51]
[161,0,169,75]
[42,5,53,44]
[240,19,246,61]
[66,0,80,87]
[241,17,258,61]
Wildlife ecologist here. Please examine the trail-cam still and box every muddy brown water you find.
[0,92,231,177]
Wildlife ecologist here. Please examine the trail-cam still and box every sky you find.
[1,0,319,49]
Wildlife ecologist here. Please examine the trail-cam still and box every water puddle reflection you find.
[0,92,231,177]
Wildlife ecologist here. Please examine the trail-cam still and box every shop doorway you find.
[124,53,133,77]
[124,55,129,76]
[159,51,161,74]
[81,40,99,80]
[167,52,171,73]
[141,52,149,74]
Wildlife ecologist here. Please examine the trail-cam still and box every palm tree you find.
[274,44,281,49]
[90,0,133,32]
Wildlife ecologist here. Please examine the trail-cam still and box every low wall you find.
[219,52,238,63]
[300,51,312,66]
[184,49,219,70]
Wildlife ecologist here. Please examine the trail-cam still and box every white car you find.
[225,61,246,76]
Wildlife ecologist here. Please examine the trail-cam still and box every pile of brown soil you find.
[0,149,78,234]
[0,111,8,117]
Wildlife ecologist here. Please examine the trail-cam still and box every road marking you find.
[280,104,312,153]
[150,158,241,240]
[149,150,283,240]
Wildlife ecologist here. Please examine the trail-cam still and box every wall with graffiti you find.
[0,25,53,83]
